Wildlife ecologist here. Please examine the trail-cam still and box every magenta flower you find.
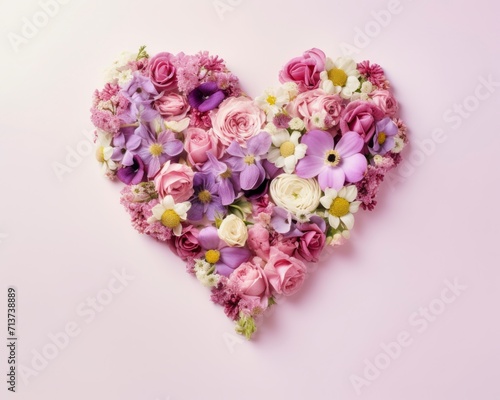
[295,130,367,190]
[188,82,226,112]
[198,227,251,277]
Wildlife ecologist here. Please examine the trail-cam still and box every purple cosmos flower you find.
[198,226,251,277]
[202,153,241,206]
[226,131,272,191]
[369,117,398,155]
[122,72,159,104]
[116,155,146,185]
[295,130,367,190]
[137,127,183,179]
[111,127,142,166]
[188,173,226,222]
[188,82,226,112]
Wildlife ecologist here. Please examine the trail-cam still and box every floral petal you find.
[300,130,333,157]
[220,246,251,270]
[341,213,355,230]
[197,226,221,250]
[295,155,324,178]
[335,131,364,157]
[318,167,345,190]
[341,154,367,183]
[247,132,272,156]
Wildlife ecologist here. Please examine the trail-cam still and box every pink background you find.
[1,0,499,399]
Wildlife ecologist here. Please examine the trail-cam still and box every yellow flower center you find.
[267,95,277,105]
[95,146,105,163]
[329,197,350,217]
[325,150,341,166]
[244,155,255,165]
[377,132,387,145]
[149,143,163,157]
[160,209,181,228]
[220,168,232,179]
[279,141,296,157]
[205,249,221,264]
[198,189,212,204]
[328,68,348,87]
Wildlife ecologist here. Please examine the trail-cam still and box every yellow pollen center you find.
[244,155,255,165]
[328,68,348,87]
[205,249,221,264]
[160,209,181,228]
[198,190,212,204]
[377,132,387,145]
[220,169,232,179]
[149,143,163,157]
[279,141,296,157]
[267,95,277,105]
[329,197,350,217]
[96,146,105,163]
[325,150,341,166]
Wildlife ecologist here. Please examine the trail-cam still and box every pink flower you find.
[228,258,269,309]
[247,224,271,260]
[287,89,343,130]
[210,97,265,147]
[184,127,224,169]
[264,248,307,296]
[369,89,398,117]
[340,101,385,143]
[154,93,190,121]
[149,52,178,92]
[153,161,194,202]
[295,222,326,262]
[279,48,326,92]
[168,225,201,261]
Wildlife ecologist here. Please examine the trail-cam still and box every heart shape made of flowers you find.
[91,47,408,339]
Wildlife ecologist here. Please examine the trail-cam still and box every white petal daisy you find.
[255,86,290,119]
[267,130,307,174]
[320,185,361,231]
[320,57,361,99]
[95,131,117,173]
[147,195,191,236]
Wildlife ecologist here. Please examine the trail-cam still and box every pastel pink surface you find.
[0,0,499,399]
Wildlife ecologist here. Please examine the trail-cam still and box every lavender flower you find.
[188,173,226,222]
[202,153,241,206]
[188,82,226,112]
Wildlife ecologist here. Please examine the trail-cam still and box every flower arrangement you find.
[90,47,408,339]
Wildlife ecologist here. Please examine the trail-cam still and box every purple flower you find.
[188,173,226,222]
[188,82,226,112]
[202,153,241,206]
[295,130,367,190]
[137,127,183,178]
[116,155,146,185]
[122,72,159,104]
[226,131,272,191]
[111,127,142,166]
[271,207,294,234]
[198,226,251,276]
[369,117,398,155]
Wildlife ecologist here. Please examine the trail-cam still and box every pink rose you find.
[153,161,194,202]
[149,52,178,92]
[154,93,190,121]
[228,258,269,309]
[294,223,326,263]
[168,225,201,261]
[264,248,307,296]
[340,100,385,142]
[210,97,265,147]
[184,127,224,168]
[369,89,399,117]
[279,48,326,92]
[287,89,343,130]
[247,224,271,260]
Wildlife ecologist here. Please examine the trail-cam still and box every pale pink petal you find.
[341,154,367,183]
[318,167,345,190]
[335,131,364,157]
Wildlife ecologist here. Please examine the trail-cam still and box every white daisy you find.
[95,130,117,174]
[255,86,289,119]
[320,57,360,99]
[147,195,191,236]
[392,137,405,153]
[267,130,308,174]
[320,185,361,230]
[288,117,305,131]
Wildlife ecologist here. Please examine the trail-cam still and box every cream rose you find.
[270,173,322,219]
[218,215,248,247]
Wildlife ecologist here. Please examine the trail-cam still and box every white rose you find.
[270,173,322,219]
[218,215,248,247]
